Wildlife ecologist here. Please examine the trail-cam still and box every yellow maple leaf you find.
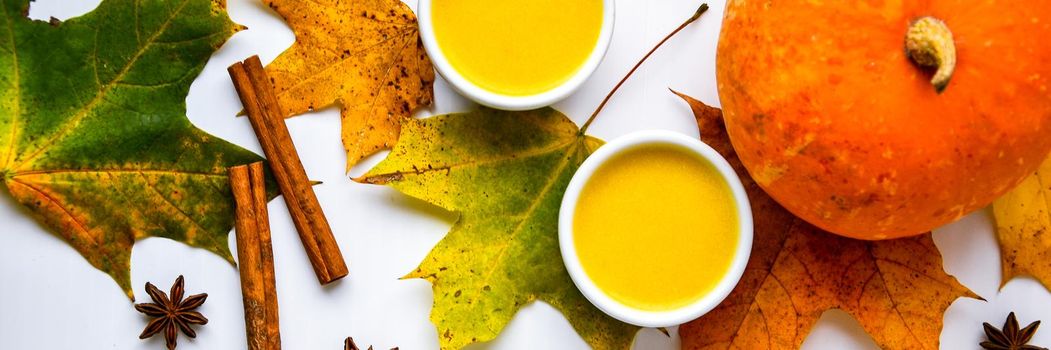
[993,154,1051,291]
[263,0,435,169]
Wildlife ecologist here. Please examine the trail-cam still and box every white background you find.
[2,0,1049,349]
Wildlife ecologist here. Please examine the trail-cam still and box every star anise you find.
[982,312,1047,350]
[134,276,209,350]
[345,337,398,350]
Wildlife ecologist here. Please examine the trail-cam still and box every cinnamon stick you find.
[230,162,282,350]
[228,56,349,284]
[250,162,282,349]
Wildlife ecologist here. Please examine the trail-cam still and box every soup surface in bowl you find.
[572,144,740,311]
[431,0,604,96]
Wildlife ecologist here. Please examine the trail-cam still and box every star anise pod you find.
[134,276,209,350]
[344,337,398,350]
[982,312,1047,350]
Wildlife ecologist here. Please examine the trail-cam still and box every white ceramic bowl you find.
[558,130,754,327]
[417,0,615,111]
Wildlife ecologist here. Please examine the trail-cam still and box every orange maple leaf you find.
[674,91,978,350]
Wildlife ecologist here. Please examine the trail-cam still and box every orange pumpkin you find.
[717,1,1051,239]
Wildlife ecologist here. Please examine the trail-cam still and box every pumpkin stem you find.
[905,17,957,93]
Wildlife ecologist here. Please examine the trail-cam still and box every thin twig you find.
[579,3,710,135]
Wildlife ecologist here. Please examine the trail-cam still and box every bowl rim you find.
[416,0,616,111]
[558,130,754,327]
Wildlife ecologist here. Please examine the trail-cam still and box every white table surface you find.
[2,0,1049,349]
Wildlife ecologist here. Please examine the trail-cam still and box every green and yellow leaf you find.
[357,108,638,350]
[0,0,267,299]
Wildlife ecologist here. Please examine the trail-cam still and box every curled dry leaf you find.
[262,0,435,170]
[993,155,1051,292]
[673,91,977,350]
[356,108,638,350]
[0,0,270,298]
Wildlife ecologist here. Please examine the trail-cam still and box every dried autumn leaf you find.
[673,91,977,350]
[993,154,1051,291]
[0,0,269,298]
[263,0,435,170]
[357,108,638,350]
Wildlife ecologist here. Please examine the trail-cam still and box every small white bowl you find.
[558,130,753,328]
[417,0,615,111]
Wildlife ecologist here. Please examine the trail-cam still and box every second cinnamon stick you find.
[231,162,282,350]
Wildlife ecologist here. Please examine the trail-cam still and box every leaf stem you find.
[579,3,710,135]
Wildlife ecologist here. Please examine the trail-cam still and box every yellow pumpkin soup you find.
[431,0,603,96]
[573,145,739,311]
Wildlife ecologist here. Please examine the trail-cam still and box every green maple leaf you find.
[358,108,640,349]
[0,0,267,299]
